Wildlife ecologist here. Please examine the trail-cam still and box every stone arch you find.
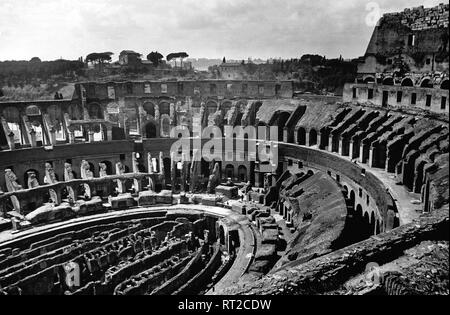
[24,169,40,189]
[309,129,318,146]
[100,160,113,175]
[238,165,247,182]
[297,128,306,145]
[363,76,375,83]
[144,121,157,138]
[349,190,356,210]
[25,105,42,116]
[143,101,157,117]
[88,103,104,119]
[225,164,234,179]
[2,106,21,123]
[401,77,414,87]
[420,77,433,88]
[206,100,218,116]
[382,77,394,85]
[219,100,232,113]
[159,102,170,116]
[441,79,449,90]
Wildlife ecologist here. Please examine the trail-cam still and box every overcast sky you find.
[0,0,445,61]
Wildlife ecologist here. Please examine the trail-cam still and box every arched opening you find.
[238,165,247,182]
[88,162,96,177]
[420,78,433,88]
[143,102,156,117]
[297,128,306,145]
[401,78,414,86]
[24,169,40,189]
[364,76,375,83]
[100,160,113,175]
[382,77,394,85]
[88,103,103,119]
[30,120,44,146]
[145,121,157,138]
[349,190,356,210]
[441,79,449,90]
[309,129,318,146]
[159,102,170,116]
[219,225,225,245]
[225,164,234,180]
[370,212,376,235]
[3,106,23,146]
[342,185,348,199]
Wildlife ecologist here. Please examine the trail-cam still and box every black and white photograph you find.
[0,0,448,305]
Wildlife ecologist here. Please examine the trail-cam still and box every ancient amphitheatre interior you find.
[0,3,448,296]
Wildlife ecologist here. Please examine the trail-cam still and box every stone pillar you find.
[68,130,75,144]
[133,177,142,193]
[359,143,366,163]
[369,146,376,168]
[338,136,343,155]
[7,132,15,150]
[49,127,57,146]
[29,129,37,147]
[328,135,333,152]
[349,140,355,159]
[106,126,113,141]
[88,130,95,143]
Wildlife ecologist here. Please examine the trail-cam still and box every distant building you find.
[219,62,245,80]
[119,50,142,66]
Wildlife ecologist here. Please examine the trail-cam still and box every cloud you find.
[0,0,445,61]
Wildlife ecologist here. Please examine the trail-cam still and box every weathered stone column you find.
[88,130,95,143]
[349,140,355,159]
[49,127,57,145]
[328,134,333,152]
[369,146,376,167]
[29,129,37,147]
[106,125,113,141]
[68,130,75,144]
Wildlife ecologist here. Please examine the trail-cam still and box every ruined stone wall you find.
[384,4,449,31]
